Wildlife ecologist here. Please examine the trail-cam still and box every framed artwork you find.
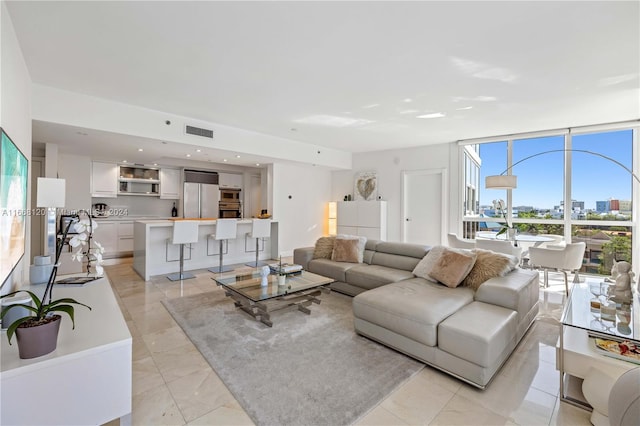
[354,171,377,201]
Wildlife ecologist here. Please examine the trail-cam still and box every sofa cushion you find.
[331,238,360,263]
[462,249,518,290]
[307,258,359,282]
[313,236,335,259]
[429,248,477,288]
[352,278,474,347]
[370,242,430,272]
[474,268,539,326]
[345,264,414,290]
[438,301,517,367]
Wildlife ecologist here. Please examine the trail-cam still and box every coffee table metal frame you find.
[213,270,333,327]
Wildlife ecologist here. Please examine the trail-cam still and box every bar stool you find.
[245,219,271,267]
[208,219,237,273]
[167,220,199,281]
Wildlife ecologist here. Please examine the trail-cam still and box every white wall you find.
[59,154,91,212]
[272,162,332,255]
[332,142,459,243]
[1,1,32,292]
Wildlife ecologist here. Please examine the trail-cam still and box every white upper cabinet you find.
[91,161,118,198]
[218,172,243,189]
[160,168,181,199]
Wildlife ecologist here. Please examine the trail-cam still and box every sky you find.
[478,129,633,211]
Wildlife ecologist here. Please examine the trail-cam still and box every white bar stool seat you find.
[208,219,238,273]
[245,219,271,267]
[167,220,199,281]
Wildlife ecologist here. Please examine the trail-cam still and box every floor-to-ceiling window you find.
[460,125,637,276]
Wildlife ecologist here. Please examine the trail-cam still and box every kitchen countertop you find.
[94,215,171,221]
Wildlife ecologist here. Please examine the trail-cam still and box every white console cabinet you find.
[1,276,132,425]
[337,200,387,240]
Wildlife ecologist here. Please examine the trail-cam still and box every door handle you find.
[406,218,411,221]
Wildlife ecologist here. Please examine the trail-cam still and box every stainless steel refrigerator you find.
[183,170,220,218]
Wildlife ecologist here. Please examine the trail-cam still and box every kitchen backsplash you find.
[92,196,176,218]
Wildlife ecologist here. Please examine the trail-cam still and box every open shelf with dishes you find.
[118,165,160,196]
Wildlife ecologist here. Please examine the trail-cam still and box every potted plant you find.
[0,211,96,359]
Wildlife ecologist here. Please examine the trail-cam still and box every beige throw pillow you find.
[313,236,336,259]
[428,248,477,288]
[331,238,360,263]
[334,234,366,263]
[462,248,519,290]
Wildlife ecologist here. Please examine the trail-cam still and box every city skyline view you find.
[478,130,633,212]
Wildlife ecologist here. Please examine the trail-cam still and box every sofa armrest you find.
[474,268,539,320]
[293,247,315,270]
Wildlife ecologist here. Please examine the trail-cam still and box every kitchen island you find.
[133,219,279,280]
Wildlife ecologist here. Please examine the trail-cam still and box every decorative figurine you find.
[611,260,634,304]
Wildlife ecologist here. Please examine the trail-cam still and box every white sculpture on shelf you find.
[610,260,634,304]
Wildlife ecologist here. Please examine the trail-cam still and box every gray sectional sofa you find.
[293,239,539,388]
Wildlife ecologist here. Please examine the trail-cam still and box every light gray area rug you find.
[162,290,424,426]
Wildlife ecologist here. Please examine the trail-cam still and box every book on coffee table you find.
[268,263,303,275]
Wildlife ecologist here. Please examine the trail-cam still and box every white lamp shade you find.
[36,177,66,207]
[485,175,517,190]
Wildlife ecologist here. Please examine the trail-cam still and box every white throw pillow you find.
[412,246,446,282]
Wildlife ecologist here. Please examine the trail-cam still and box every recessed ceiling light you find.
[290,128,297,132]
[403,98,412,103]
[223,159,228,162]
[256,163,260,166]
[455,106,473,111]
[153,163,158,166]
[235,155,241,158]
[416,112,446,119]
[196,149,201,152]
[122,160,128,163]
[138,148,143,152]
[186,154,191,157]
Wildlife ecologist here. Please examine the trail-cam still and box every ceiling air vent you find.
[185,125,214,139]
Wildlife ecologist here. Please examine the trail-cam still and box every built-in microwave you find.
[220,188,241,201]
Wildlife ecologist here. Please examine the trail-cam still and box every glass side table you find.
[558,282,639,408]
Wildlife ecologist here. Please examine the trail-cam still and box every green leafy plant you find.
[0,290,91,344]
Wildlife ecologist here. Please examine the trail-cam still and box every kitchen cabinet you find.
[219,172,243,189]
[160,168,181,199]
[337,201,387,241]
[91,162,118,198]
[117,221,134,253]
[92,221,118,256]
[118,166,159,196]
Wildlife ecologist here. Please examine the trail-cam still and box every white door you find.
[402,169,447,245]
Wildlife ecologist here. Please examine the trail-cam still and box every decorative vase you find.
[507,228,517,244]
[15,314,61,359]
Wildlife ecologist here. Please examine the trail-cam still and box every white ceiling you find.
[7,1,640,163]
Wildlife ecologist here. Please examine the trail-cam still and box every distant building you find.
[610,199,620,210]
[619,200,632,212]
[596,200,610,213]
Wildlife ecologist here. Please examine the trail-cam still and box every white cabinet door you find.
[92,222,117,256]
[160,168,181,199]
[219,172,243,189]
[337,202,358,227]
[117,222,134,252]
[91,162,118,198]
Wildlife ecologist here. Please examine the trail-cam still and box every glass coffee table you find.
[213,271,334,327]
[558,281,638,408]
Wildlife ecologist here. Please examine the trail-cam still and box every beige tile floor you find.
[103,259,593,426]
